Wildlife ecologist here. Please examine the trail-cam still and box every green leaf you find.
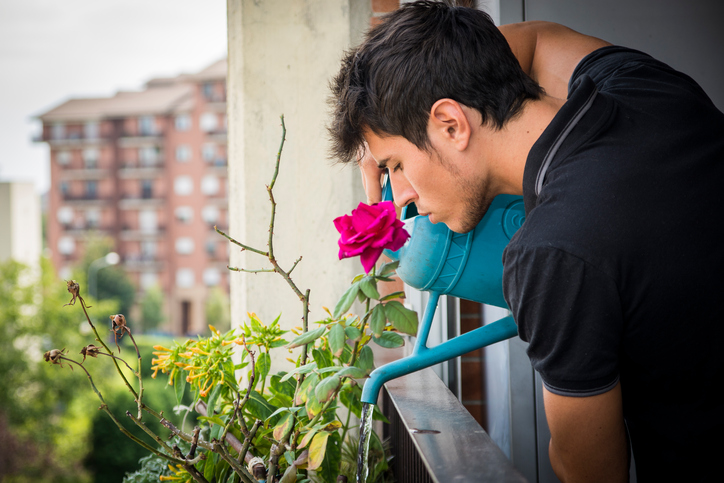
[206,383,223,417]
[197,415,226,427]
[333,282,360,318]
[340,383,363,418]
[296,373,318,405]
[307,432,331,471]
[273,412,295,441]
[383,300,418,335]
[372,331,405,348]
[356,345,374,374]
[312,348,333,370]
[266,405,304,421]
[204,450,218,481]
[305,393,323,419]
[255,351,272,381]
[369,304,386,338]
[314,374,341,403]
[378,260,399,276]
[380,291,405,301]
[288,326,326,349]
[270,373,297,399]
[318,431,342,483]
[359,277,381,300]
[174,368,186,405]
[328,323,345,358]
[337,366,368,379]
[344,326,362,342]
[246,390,278,423]
[280,362,317,382]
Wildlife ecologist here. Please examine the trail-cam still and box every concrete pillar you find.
[226,0,370,370]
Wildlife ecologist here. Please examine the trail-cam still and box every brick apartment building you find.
[37,59,229,335]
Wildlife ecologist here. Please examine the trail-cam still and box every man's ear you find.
[429,99,472,151]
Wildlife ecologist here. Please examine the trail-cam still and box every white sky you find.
[0,0,227,194]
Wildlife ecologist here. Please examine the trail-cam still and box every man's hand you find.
[544,382,629,483]
[359,148,385,204]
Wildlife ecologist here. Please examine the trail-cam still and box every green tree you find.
[139,285,165,333]
[0,258,116,483]
[204,286,230,331]
[78,235,135,316]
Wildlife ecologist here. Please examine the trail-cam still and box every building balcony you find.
[205,129,227,142]
[118,194,165,209]
[58,168,111,180]
[118,162,165,179]
[36,133,107,146]
[60,223,112,235]
[123,254,164,271]
[119,131,164,147]
[119,225,166,241]
[61,193,112,206]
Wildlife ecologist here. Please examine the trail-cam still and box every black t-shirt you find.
[502,46,724,481]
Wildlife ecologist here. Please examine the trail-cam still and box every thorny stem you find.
[78,298,139,401]
[59,356,182,465]
[126,330,144,419]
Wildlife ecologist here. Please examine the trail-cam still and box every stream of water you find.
[356,402,374,483]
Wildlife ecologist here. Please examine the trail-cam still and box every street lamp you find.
[88,252,120,300]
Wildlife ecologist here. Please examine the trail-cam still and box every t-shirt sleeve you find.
[570,46,707,102]
[503,245,623,397]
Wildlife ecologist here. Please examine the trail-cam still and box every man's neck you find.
[483,95,565,196]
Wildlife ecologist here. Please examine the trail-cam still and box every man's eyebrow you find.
[376,157,390,169]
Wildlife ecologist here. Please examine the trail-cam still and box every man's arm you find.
[543,382,629,483]
[499,21,611,99]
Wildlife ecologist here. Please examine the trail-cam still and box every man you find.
[328,1,724,482]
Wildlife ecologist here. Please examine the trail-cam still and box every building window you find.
[85,208,100,228]
[200,113,218,132]
[202,143,216,162]
[139,209,157,233]
[205,240,216,257]
[141,179,153,199]
[175,206,193,224]
[203,268,221,286]
[141,241,156,259]
[202,82,214,100]
[57,206,74,225]
[51,122,65,140]
[175,114,191,131]
[174,176,193,196]
[175,237,194,255]
[139,146,160,166]
[200,175,219,195]
[201,205,219,224]
[85,180,97,199]
[57,150,71,166]
[60,181,70,197]
[83,148,99,169]
[176,268,195,288]
[57,236,75,255]
[140,272,158,290]
[176,145,191,162]
[138,116,156,136]
[84,121,100,140]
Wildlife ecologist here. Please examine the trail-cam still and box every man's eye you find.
[391,164,402,173]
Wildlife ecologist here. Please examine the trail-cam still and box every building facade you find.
[37,60,229,335]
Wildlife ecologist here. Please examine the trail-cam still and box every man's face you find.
[364,130,494,233]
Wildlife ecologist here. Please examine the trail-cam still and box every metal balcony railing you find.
[379,366,527,483]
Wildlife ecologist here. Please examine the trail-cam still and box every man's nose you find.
[389,174,417,208]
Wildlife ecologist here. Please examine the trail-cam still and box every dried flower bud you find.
[44,348,67,364]
[110,314,127,330]
[80,344,102,362]
[64,280,81,306]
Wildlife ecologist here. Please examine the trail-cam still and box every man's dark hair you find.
[328,0,543,164]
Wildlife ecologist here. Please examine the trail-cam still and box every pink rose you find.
[334,201,410,274]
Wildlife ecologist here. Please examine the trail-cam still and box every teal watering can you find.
[360,181,526,404]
